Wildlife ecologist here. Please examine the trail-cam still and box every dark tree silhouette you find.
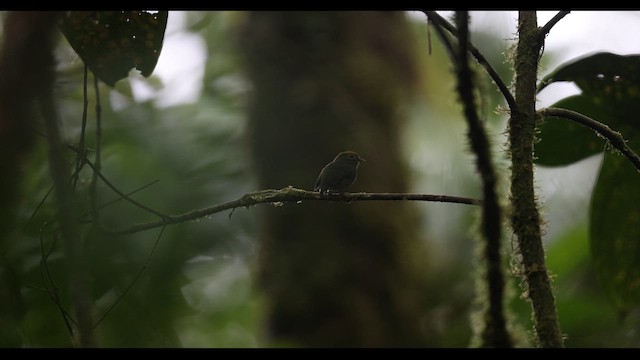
[239,11,430,346]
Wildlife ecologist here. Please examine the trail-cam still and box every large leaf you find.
[590,152,640,313]
[535,95,608,166]
[537,52,640,160]
[60,11,168,87]
[536,52,640,313]
[538,52,640,94]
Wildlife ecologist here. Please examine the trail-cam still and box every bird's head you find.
[334,151,366,165]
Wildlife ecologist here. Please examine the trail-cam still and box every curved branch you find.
[106,187,482,235]
[81,158,169,220]
[423,10,517,111]
[39,221,76,336]
[78,180,160,223]
[539,107,640,172]
[538,11,570,40]
[425,11,456,60]
[93,225,166,329]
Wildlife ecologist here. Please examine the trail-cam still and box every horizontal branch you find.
[105,187,481,236]
[539,107,640,172]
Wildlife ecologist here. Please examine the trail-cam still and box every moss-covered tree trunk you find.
[239,11,429,346]
[510,11,563,348]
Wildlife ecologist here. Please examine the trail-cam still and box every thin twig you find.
[23,184,54,231]
[89,70,102,221]
[80,158,170,220]
[39,222,76,336]
[25,154,110,230]
[72,64,90,189]
[423,10,517,111]
[425,11,456,63]
[106,187,482,236]
[539,107,640,172]
[78,180,161,223]
[427,17,432,55]
[93,225,166,329]
[538,11,570,40]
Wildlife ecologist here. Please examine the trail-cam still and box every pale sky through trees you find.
[141,11,640,109]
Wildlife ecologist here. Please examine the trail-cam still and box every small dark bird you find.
[314,151,365,194]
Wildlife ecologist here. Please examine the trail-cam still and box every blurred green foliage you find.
[10,12,260,347]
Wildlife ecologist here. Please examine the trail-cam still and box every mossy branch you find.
[105,187,481,236]
[510,11,563,348]
[453,11,511,348]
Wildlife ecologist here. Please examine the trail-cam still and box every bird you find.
[314,151,365,194]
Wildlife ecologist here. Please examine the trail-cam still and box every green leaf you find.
[535,95,608,166]
[60,11,168,87]
[590,152,640,313]
[536,53,640,167]
[538,52,640,94]
[546,223,589,277]
[537,52,640,313]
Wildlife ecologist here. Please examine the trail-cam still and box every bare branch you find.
[106,187,482,236]
[89,70,103,221]
[72,64,90,189]
[424,11,456,61]
[39,221,76,336]
[81,158,170,220]
[539,107,640,172]
[23,184,54,231]
[423,10,517,111]
[79,180,160,223]
[538,11,570,40]
[93,225,166,329]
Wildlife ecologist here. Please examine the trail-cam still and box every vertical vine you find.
[452,11,511,348]
[36,13,97,347]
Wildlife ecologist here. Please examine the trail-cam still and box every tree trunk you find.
[510,11,563,348]
[239,11,429,347]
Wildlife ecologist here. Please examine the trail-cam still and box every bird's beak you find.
[358,156,366,162]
